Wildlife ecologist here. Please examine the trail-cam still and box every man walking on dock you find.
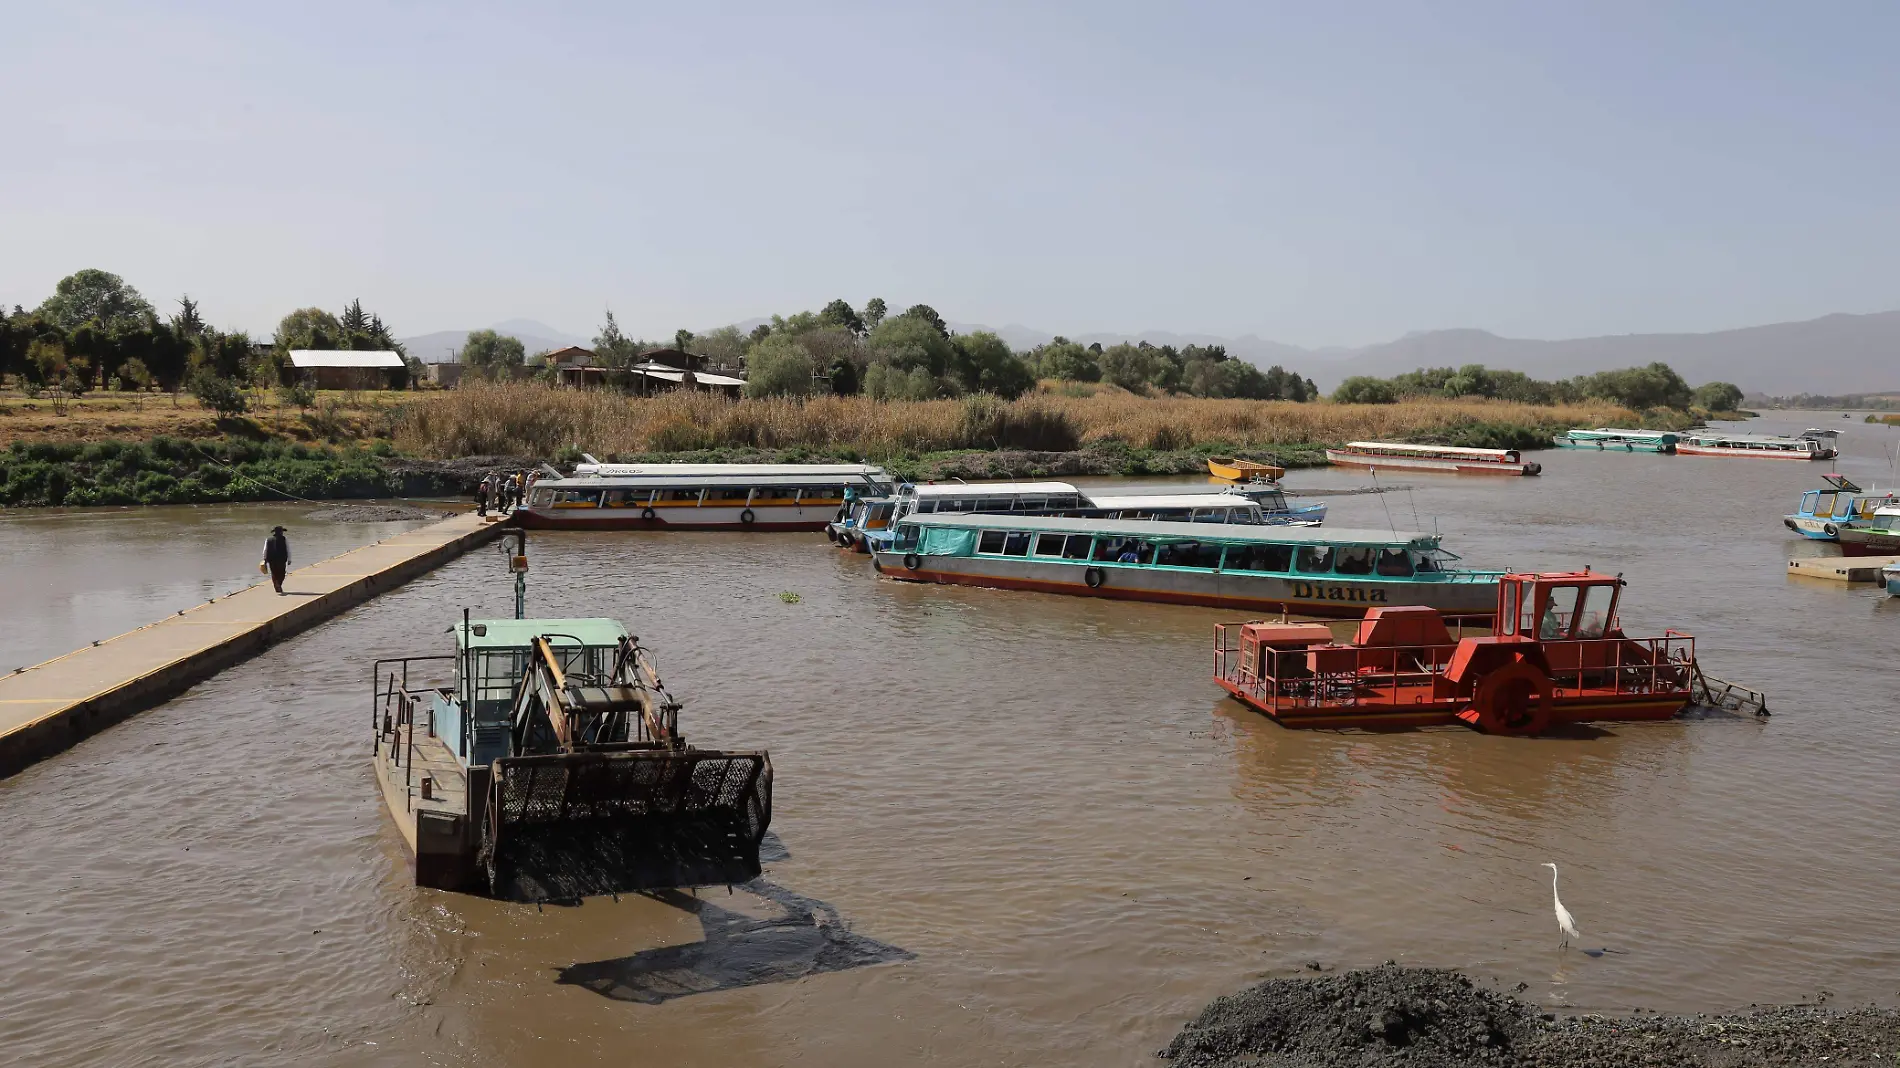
[263,525,291,594]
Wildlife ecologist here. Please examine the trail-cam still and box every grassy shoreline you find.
[2,385,1689,508]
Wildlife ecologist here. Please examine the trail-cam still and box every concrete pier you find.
[0,511,506,779]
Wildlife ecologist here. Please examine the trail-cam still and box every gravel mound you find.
[1161,964,1900,1067]
[304,504,448,523]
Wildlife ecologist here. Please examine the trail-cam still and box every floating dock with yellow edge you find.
[0,511,505,779]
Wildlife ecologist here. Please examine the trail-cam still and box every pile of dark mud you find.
[304,504,449,523]
[1160,964,1900,1067]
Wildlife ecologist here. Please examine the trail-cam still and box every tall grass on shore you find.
[391,382,1636,459]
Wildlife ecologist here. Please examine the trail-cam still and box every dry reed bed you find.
[390,383,1632,458]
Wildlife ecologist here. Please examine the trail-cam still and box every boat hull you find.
[872,551,1498,620]
[1784,515,1853,540]
[1325,450,1540,476]
[517,504,836,532]
[1217,678,1688,730]
[1837,528,1900,556]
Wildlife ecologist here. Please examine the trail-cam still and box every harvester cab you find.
[1493,570,1624,643]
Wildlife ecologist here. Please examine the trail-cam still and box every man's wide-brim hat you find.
[271,525,287,532]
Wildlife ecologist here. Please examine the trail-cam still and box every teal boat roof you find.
[457,617,630,650]
[901,512,1440,547]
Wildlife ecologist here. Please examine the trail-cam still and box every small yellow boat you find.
[1208,457,1285,482]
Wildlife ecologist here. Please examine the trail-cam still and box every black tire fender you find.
[640,507,656,521]
[740,509,756,525]
[1084,567,1105,588]
[903,553,922,571]
[1824,523,1838,537]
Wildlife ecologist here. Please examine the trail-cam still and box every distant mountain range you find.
[400,319,590,363]
[406,310,1900,394]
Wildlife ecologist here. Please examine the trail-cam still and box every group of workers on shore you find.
[476,470,534,517]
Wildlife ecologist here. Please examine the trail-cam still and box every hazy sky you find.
[4,1,1895,347]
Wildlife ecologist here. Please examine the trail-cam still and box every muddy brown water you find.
[2,413,1898,1067]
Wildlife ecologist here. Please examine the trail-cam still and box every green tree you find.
[674,328,696,352]
[863,363,940,401]
[867,314,954,377]
[188,368,248,415]
[748,323,773,345]
[1573,362,1692,410]
[462,329,526,379]
[690,325,750,367]
[172,296,205,338]
[1692,381,1745,412]
[1098,342,1178,392]
[828,356,860,396]
[899,304,949,339]
[820,298,866,336]
[340,298,370,336]
[950,331,1035,398]
[862,297,887,331]
[274,307,343,352]
[118,357,154,391]
[593,310,642,370]
[742,333,817,397]
[1332,376,1401,404]
[1033,337,1100,382]
[37,269,154,332]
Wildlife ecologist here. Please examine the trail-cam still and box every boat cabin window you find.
[977,531,1007,554]
[1002,532,1032,556]
[1500,582,1522,636]
[1096,538,1150,564]
[529,488,553,507]
[1227,544,1294,572]
[1540,585,1581,639]
[1228,508,1262,525]
[1175,542,1225,569]
[1296,545,1334,573]
[1257,490,1288,510]
[1190,508,1226,523]
[1811,492,1836,516]
[664,488,702,503]
[1334,546,1375,576]
[1410,550,1441,573]
[602,489,635,507]
[711,487,753,501]
[1061,535,1094,559]
[552,489,602,506]
[1374,547,1413,577]
[1034,533,1067,556]
[1573,584,1615,639]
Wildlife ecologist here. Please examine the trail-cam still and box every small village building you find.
[627,348,746,397]
[288,350,408,390]
[543,346,608,389]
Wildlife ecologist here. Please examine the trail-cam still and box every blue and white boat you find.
[855,481,1324,553]
[1783,474,1900,541]
[1883,563,1900,597]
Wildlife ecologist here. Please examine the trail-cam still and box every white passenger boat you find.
[518,462,893,531]
[1676,432,1836,460]
[1325,442,1542,476]
[872,514,1502,620]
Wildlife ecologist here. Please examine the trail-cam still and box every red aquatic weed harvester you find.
[1213,571,1767,734]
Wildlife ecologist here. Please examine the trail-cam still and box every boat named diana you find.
[873,513,1501,620]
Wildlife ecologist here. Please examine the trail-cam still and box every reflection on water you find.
[0,412,1897,1066]
[556,880,913,1005]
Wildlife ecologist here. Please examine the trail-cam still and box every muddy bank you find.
[303,504,450,523]
[1161,964,1900,1067]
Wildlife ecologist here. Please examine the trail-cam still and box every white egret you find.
[1542,862,1580,948]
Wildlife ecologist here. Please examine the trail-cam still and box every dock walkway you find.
[1786,555,1900,583]
[0,512,505,779]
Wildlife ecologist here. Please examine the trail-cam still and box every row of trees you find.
[619,297,1321,402]
[0,269,417,414]
[1331,362,1744,412]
